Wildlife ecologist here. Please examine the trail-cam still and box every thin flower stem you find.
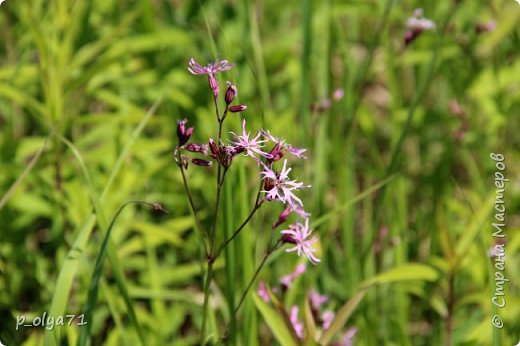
[217,238,284,345]
[201,100,229,344]
[176,152,210,255]
[200,260,214,345]
[234,239,283,316]
[214,181,264,259]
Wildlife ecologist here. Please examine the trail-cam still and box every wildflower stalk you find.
[176,151,210,255]
[217,238,284,345]
[201,101,229,345]
[214,180,264,259]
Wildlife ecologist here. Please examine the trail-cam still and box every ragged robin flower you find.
[281,218,320,264]
[260,159,309,208]
[188,58,235,98]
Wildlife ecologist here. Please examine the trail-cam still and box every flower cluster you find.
[176,57,319,264]
[257,264,357,344]
[404,8,436,46]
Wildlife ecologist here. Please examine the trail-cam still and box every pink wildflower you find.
[321,310,335,330]
[187,58,234,76]
[260,159,309,208]
[309,289,328,309]
[289,305,304,339]
[262,130,307,159]
[257,281,271,302]
[230,119,271,161]
[279,263,306,288]
[281,218,320,264]
[188,58,234,98]
[406,9,436,31]
[337,327,358,346]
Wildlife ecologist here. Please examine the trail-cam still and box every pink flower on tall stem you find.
[279,263,306,288]
[188,58,235,76]
[188,58,235,98]
[230,119,271,162]
[262,130,308,160]
[281,218,320,264]
[260,159,309,208]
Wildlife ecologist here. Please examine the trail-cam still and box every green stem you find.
[200,260,214,345]
[176,151,210,255]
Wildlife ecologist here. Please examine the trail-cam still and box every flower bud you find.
[268,142,285,163]
[225,81,237,104]
[272,207,292,229]
[209,138,218,159]
[209,74,219,99]
[177,119,193,147]
[191,158,212,167]
[282,233,298,244]
[229,105,247,113]
[185,143,208,155]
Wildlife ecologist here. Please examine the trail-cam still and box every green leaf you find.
[361,263,440,287]
[253,294,299,346]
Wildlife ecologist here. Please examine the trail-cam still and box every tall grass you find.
[0,0,519,345]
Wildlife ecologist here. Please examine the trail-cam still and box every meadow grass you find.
[0,0,519,345]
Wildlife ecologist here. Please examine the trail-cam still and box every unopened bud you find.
[191,158,212,167]
[186,143,208,155]
[209,138,218,158]
[282,234,297,244]
[272,207,292,229]
[177,119,193,147]
[225,81,237,104]
[229,105,247,113]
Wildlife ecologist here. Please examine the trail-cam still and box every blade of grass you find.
[44,97,162,346]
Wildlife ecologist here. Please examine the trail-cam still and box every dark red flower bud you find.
[225,81,237,104]
[229,105,247,113]
[268,142,285,163]
[209,138,218,159]
[282,233,298,244]
[177,119,193,147]
[185,143,208,155]
[191,158,212,167]
[404,29,421,46]
[272,207,292,229]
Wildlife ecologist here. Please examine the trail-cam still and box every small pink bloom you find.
[262,130,307,159]
[279,263,306,288]
[187,58,234,76]
[188,58,234,99]
[257,281,271,302]
[321,310,335,330]
[333,88,345,101]
[309,289,328,309]
[337,327,357,346]
[281,219,320,264]
[406,8,436,31]
[260,159,309,208]
[289,305,304,339]
[230,119,271,162]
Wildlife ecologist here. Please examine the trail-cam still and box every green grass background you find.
[0,0,519,345]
